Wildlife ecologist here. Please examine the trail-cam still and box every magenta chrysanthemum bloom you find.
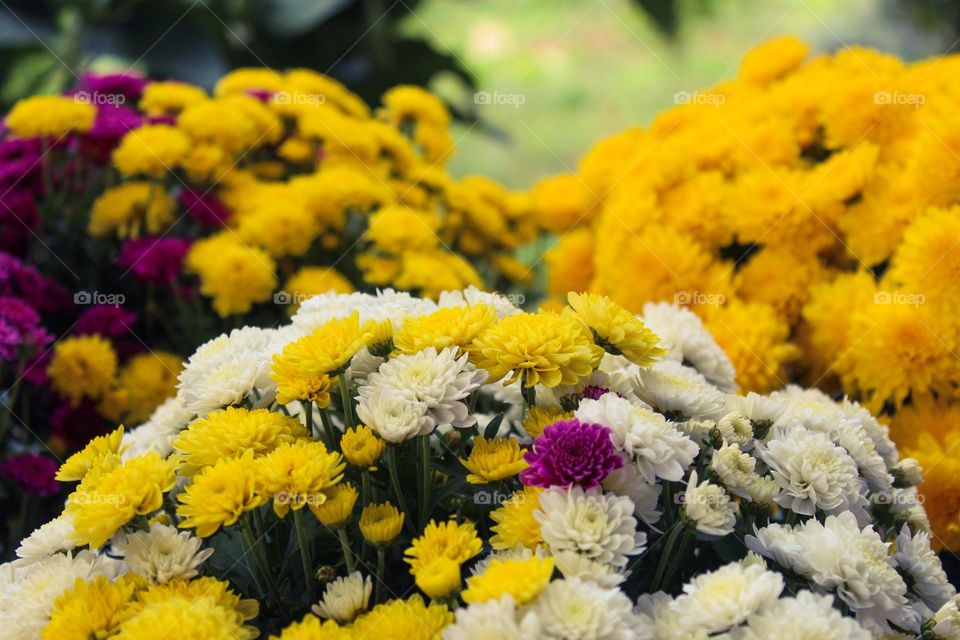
[180,187,231,227]
[0,297,51,360]
[520,418,623,489]
[117,237,191,284]
[75,304,137,340]
[0,453,59,496]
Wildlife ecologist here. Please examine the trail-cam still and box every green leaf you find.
[483,413,505,440]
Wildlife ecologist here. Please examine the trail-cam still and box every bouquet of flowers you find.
[3,288,953,639]
[533,36,960,550]
[0,68,538,551]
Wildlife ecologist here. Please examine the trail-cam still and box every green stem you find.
[337,374,354,430]
[304,401,316,440]
[361,469,372,506]
[320,409,338,451]
[418,435,432,528]
[293,509,316,604]
[651,522,686,591]
[239,516,283,610]
[337,528,357,573]
[385,446,415,535]
[375,547,386,603]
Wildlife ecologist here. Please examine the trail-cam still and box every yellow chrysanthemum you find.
[393,304,495,355]
[350,596,452,640]
[66,453,177,548]
[256,440,345,518]
[236,202,321,258]
[130,576,259,623]
[907,433,960,551]
[841,301,957,412]
[738,35,810,84]
[47,335,118,406]
[283,267,354,314]
[113,594,258,640]
[273,312,388,378]
[390,250,484,300]
[113,125,191,177]
[178,98,264,154]
[366,206,440,253]
[359,502,404,546]
[174,407,307,475]
[115,351,183,424]
[269,614,351,640]
[567,292,665,366]
[185,234,278,317]
[521,406,573,440]
[214,67,286,97]
[703,301,800,393]
[271,356,333,407]
[470,310,603,387]
[412,555,462,599]
[462,556,555,605]
[43,574,146,640]
[139,81,208,115]
[490,486,544,551]
[530,173,595,234]
[460,436,528,484]
[404,519,482,575]
[890,398,960,451]
[340,425,386,469]
[5,95,95,138]
[56,425,125,482]
[801,271,878,380]
[311,482,358,527]
[89,182,177,239]
[177,451,266,537]
[735,249,827,324]
[545,228,595,298]
[380,85,451,129]
[889,206,960,311]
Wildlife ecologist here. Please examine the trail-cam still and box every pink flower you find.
[117,236,191,285]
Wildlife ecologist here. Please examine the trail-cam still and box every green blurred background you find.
[2,0,957,186]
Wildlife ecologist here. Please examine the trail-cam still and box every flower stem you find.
[240,516,283,610]
[304,401,316,440]
[293,509,316,604]
[417,435,432,528]
[385,445,415,535]
[338,374,354,430]
[319,409,338,451]
[361,469,372,506]
[375,547,386,603]
[651,522,686,591]
[337,528,357,573]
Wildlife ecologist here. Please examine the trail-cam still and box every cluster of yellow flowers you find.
[537,37,960,545]
[71,69,538,316]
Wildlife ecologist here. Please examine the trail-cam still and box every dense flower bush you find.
[0,69,537,550]
[535,36,960,550]
[4,288,954,639]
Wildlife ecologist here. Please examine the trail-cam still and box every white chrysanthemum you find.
[633,360,727,420]
[121,395,194,460]
[601,460,662,526]
[641,302,737,392]
[895,457,924,487]
[888,486,931,532]
[552,551,626,588]
[345,348,385,386]
[769,385,843,435]
[358,347,486,431]
[711,442,759,499]
[746,512,915,633]
[575,394,699,483]
[13,515,76,567]
[831,419,892,492]
[934,597,960,640]
[531,577,642,640]
[177,327,276,416]
[0,550,123,639]
[116,522,213,584]
[714,412,753,446]
[442,595,540,640]
[438,286,522,319]
[670,559,783,634]
[839,397,899,467]
[469,547,543,577]
[731,591,872,640]
[757,427,865,518]
[355,387,432,443]
[535,486,645,569]
[894,525,955,612]
[724,391,781,429]
[745,474,780,507]
[293,289,436,332]
[546,370,638,411]
[633,592,691,640]
[683,470,737,537]
[311,571,372,623]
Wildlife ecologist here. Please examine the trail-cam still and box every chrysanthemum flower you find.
[270,614,349,640]
[5,95,96,138]
[177,451,266,537]
[889,206,960,310]
[114,351,183,424]
[683,470,737,537]
[462,556,554,605]
[282,267,354,314]
[47,334,118,406]
[359,502,404,546]
[111,593,259,640]
[89,182,177,239]
[340,425,386,469]
[461,436,528,484]
[521,406,573,439]
[185,234,277,317]
[311,483,358,527]
[271,357,332,407]
[173,407,307,475]
[274,312,388,378]
[349,595,452,640]
[567,292,665,366]
[256,440,345,518]
[56,425,125,481]
[470,310,603,387]
[490,486,544,550]
[394,304,495,355]
[312,571,371,623]
[521,419,623,489]
[43,574,144,640]
[906,433,960,551]
[66,452,177,548]
[404,519,482,576]
[139,80,208,115]
[113,124,191,177]
[117,522,214,584]
[532,577,638,639]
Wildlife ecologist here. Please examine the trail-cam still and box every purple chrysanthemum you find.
[117,236,192,285]
[0,297,51,360]
[520,418,623,489]
[179,187,231,227]
[75,304,137,340]
[0,453,59,496]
